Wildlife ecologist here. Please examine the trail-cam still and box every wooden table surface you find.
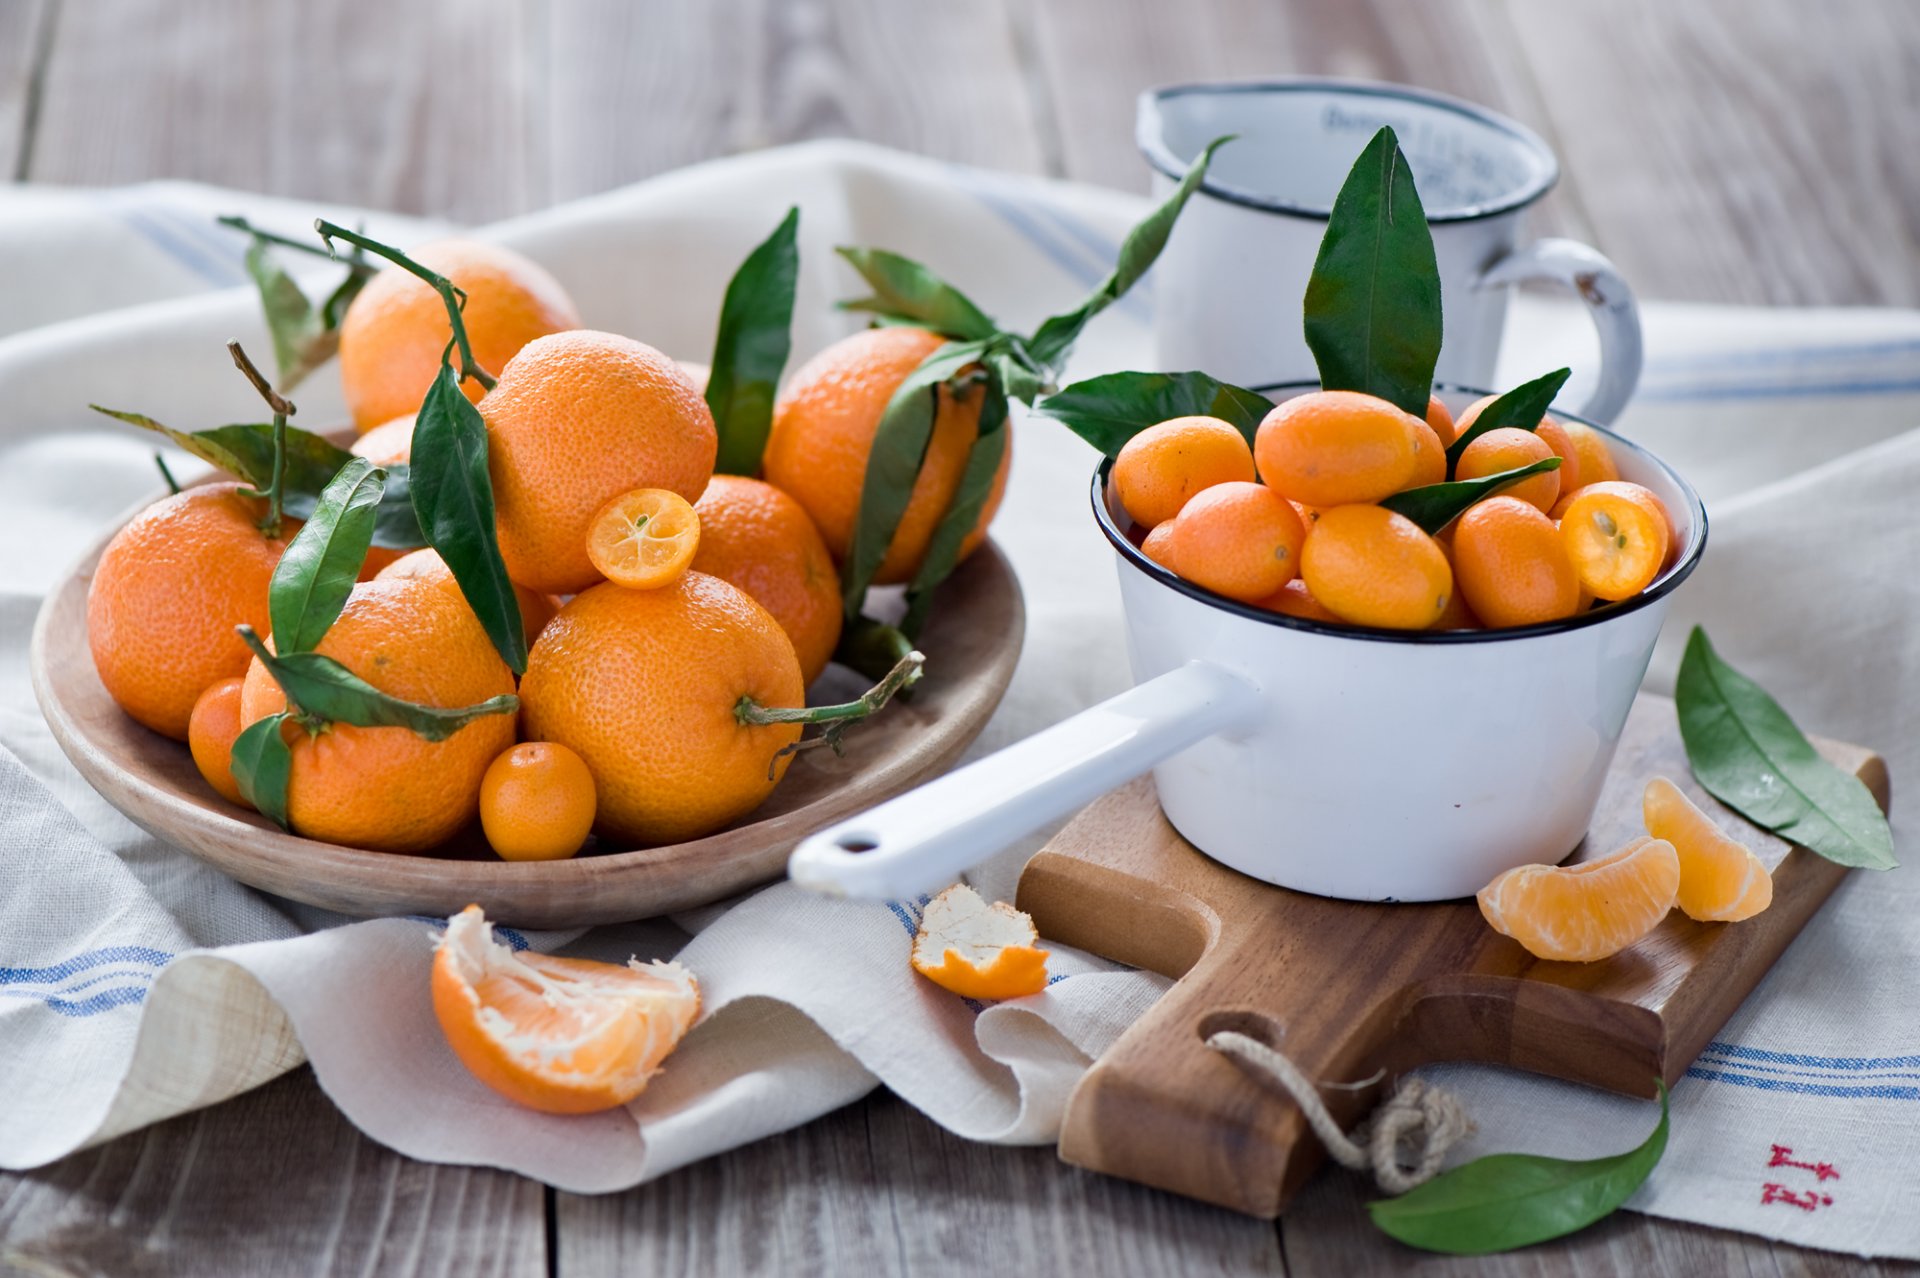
[3,1,1917,1274]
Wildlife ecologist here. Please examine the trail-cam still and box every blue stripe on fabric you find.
[1705,1041,1920,1071]
[0,945,173,984]
[3,986,152,1017]
[1686,1064,1920,1100]
[1696,1053,1920,1085]
[107,200,246,287]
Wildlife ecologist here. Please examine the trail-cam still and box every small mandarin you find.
[187,677,248,806]
[1160,481,1305,603]
[1300,504,1452,630]
[1111,416,1256,528]
[479,742,598,862]
[1455,427,1560,512]
[1425,394,1457,446]
[1559,420,1620,485]
[1452,496,1582,628]
[1408,418,1447,489]
[1258,577,1344,624]
[1253,390,1421,506]
[1558,481,1671,601]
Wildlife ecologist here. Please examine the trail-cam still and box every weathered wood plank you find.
[0,1068,547,1277]
[1505,0,1920,306]
[555,1091,1283,1277]
[0,0,51,179]
[23,0,543,222]
[544,0,1045,201]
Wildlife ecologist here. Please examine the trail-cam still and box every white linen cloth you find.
[1,142,1916,1257]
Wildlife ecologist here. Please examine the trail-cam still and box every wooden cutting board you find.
[1014,693,1888,1218]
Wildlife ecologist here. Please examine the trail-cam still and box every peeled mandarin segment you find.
[1559,482,1671,601]
[1643,776,1774,922]
[1452,496,1582,629]
[1476,836,1680,962]
[1455,427,1560,512]
[587,489,701,589]
[910,884,1050,1000]
[1253,390,1421,506]
[1298,504,1452,630]
[1112,415,1257,529]
[1160,481,1305,603]
[432,906,700,1115]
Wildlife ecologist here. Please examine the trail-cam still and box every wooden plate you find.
[31,502,1023,928]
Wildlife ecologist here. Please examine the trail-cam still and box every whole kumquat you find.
[1112,416,1256,529]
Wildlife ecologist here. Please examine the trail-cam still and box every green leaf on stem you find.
[708,207,800,475]
[839,338,992,619]
[410,363,527,673]
[1030,370,1274,456]
[836,247,999,342]
[1368,1082,1669,1255]
[239,629,518,743]
[834,615,919,686]
[269,457,385,654]
[902,381,1008,638]
[243,240,323,390]
[983,342,1047,407]
[1026,135,1232,372]
[1675,627,1895,869]
[1380,458,1563,535]
[230,713,292,830]
[1302,127,1443,419]
[1445,367,1574,468]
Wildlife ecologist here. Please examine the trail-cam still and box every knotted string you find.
[1207,1029,1474,1195]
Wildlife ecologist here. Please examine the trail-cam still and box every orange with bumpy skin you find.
[1254,390,1421,506]
[1478,836,1681,962]
[1300,505,1452,630]
[338,240,580,434]
[433,905,700,1114]
[483,330,718,595]
[1112,416,1256,528]
[237,576,517,852]
[1452,496,1582,629]
[479,742,598,862]
[518,572,805,845]
[87,482,293,740]
[1643,776,1773,922]
[763,326,1010,585]
[350,416,415,465]
[188,676,248,805]
[1160,481,1306,604]
[1557,481,1672,601]
[692,476,843,685]
[375,548,560,648]
[1455,427,1560,512]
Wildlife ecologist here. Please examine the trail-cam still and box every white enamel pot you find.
[789,385,1706,904]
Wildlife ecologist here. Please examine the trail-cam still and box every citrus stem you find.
[313,219,496,392]
[735,650,924,771]
[235,624,323,732]
[834,616,918,685]
[154,453,180,495]
[218,214,377,273]
[228,340,293,539]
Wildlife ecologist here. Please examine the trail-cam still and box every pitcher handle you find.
[1476,237,1643,426]
[788,661,1259,900]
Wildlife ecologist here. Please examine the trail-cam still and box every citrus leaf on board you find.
[1379,457,1562,534]
[1445,367,1574,468]
[229,713,292,830]
[269,457,385,654]
[1676,627,1895,869]
[1030,370,1274,456]
[708,206,800,475]
[836,247,999,342]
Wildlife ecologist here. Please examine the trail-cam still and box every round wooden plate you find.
[31,503,1024,928]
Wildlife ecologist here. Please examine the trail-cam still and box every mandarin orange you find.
[692,476,843,685]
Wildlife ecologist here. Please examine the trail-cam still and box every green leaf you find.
[243,241,319,389]
[1029,371,1274,457]
[410,363,528,674]
[836,247,999,342]
[270,458,385,654]
[1675,627,1895,869]
[243,636,517,743]
[1380,458,1563,535]
[230,713,292,830]
[984,343,1047,407]
[834,615,918,685]
[91,406,264,484]
[902,382,1008,638]
[1302,127,1442,419]
[708,207,800,475]
[1445,367,1574,467]
[1369,1082,1669,1255]
[840,338,991,618]
[1026,135,1232,372]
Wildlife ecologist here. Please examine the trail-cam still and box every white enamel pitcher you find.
[1139,78,1643,425]
[789,386,1705,905]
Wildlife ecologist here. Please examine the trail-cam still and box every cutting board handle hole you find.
[1196,1009,1284,1049]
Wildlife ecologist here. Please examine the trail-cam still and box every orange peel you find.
[910,884,1049,1000]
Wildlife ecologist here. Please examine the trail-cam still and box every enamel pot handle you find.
[1476,237,1643,426]
[787,661,1260,901]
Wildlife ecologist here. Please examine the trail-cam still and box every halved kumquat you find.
[1557,481,1671,601]
[586,488,701,589]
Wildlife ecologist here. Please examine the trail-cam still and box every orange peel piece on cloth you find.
[432,905,701,1114]
[910,884,1050,1000]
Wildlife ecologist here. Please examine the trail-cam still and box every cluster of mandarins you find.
[86,241,1002,862]
[1115,388,1676,631]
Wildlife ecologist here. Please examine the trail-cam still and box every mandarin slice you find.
[1477,836,1680,962]
[1642,776,1773,922]
[586,488,702,589]
[910,884,1050,1000]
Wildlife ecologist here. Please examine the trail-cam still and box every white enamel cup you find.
[1140,79,1643,424]
[789,385,1707,904]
